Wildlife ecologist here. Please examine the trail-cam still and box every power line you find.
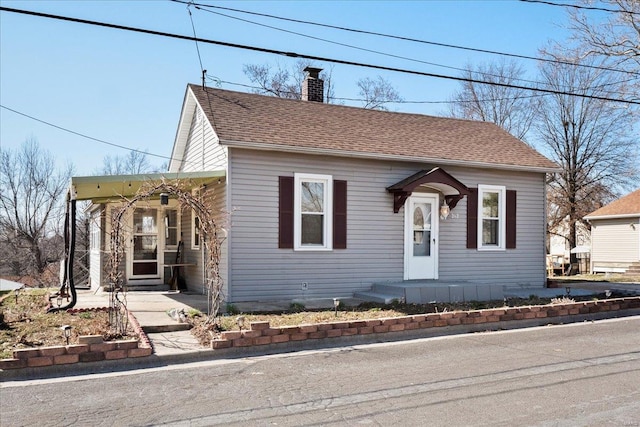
[191,3,548,88]
[1,6,638,105]
[519,0,640,15]
[0,104,183,164]
[214,77,550,105]
[174,0,639,76]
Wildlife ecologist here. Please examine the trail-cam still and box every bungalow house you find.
[72,68,558,304]
[585,188,640,275]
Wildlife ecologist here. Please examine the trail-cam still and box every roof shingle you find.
[189,85,558,171]
[585,188,640,218]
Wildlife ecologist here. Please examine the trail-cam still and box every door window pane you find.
[413,204,431,257]
[134,209,157,233]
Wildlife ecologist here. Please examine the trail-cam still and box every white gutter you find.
[585,214,640,221]
[220,140,560,174]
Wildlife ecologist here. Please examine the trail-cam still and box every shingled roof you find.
[585,188,640,219]
[187,84,558,172]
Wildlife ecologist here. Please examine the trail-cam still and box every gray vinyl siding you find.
[226,149,547,302]
[180,185,229,297]
[180,107,228,173]
[176,105,229,296]
[590,218,640,271]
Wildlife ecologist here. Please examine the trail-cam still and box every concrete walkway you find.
[74,281,640,359]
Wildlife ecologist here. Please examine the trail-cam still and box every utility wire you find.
[173,0,639,76]
[214,77,550,105]
[1,6,638,105]
[519,0,640,15]
[0,104,187,164]
[198,5,635,98]
[191,4,548,88]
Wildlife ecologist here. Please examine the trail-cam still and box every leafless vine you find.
[106,178,225,333]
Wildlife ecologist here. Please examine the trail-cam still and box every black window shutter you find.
[278,176,294,249]
[506,190,517,249]
[466,188,478,249]
[333,180,347,249]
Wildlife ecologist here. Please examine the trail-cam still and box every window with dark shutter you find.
[468,186,517,250]
[280,175,348,250]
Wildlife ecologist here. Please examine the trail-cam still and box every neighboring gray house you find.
[585,189,640,275]
[77,69,558,303]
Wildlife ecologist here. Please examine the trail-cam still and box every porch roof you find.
[70,170,225,203]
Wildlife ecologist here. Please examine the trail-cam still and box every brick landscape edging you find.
[210,297,640,350]
[0,308,151,370]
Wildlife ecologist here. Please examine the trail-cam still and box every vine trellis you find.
[106,179,224,334]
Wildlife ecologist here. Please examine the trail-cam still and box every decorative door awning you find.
[386,167,470,213]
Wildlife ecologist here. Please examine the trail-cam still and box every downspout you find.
[48,191,77,312]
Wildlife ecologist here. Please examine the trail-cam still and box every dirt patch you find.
[0,289,138,359]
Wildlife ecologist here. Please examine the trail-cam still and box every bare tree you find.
[0,138,72,276]
[534,50,638,262]
[447,60,536,141]
[243,60,336,102]
[356,76,403,111]
[95,150,161,175]
[568,0,640,98]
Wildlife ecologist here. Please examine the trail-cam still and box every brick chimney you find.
[301,67,324,103]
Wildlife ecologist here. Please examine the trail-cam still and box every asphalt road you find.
[2,316,639,426]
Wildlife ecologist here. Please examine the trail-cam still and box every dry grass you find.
[188,294,601,347]
[0,289,137,359]
[552,273,640,283]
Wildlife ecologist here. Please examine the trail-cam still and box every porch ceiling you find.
[70,170,226,202]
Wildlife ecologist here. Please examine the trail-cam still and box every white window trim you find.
[294,173,333,251]
[163,206,181,250]
[477,184,506,251]
[191,213,200,250]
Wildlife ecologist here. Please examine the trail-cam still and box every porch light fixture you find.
[333,298,340,317]
[439,200,450,220]
[236,315,246,331]
[160,193,169,205]
[60,325,72,345]
[56,295,63,308]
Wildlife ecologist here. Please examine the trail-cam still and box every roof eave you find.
[585,213,640,221]
[221,140,561,174]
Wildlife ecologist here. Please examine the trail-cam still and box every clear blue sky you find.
[0,0,571,175]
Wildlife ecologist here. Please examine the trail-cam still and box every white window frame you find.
[477,184,506,251]
[191,213,200,250]
[89,216,101,252]
[294,173,333,251]
[163,206,180,250]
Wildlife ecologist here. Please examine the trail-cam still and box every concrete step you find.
[370,283,406,297]
[353,291,403,304]
[142,323,191,333]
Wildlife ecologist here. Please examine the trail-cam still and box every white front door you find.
[405,194,438,280]
[129,208,160,279]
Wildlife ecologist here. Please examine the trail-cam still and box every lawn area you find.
[0,289,137,359]
[1,287,628,356]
